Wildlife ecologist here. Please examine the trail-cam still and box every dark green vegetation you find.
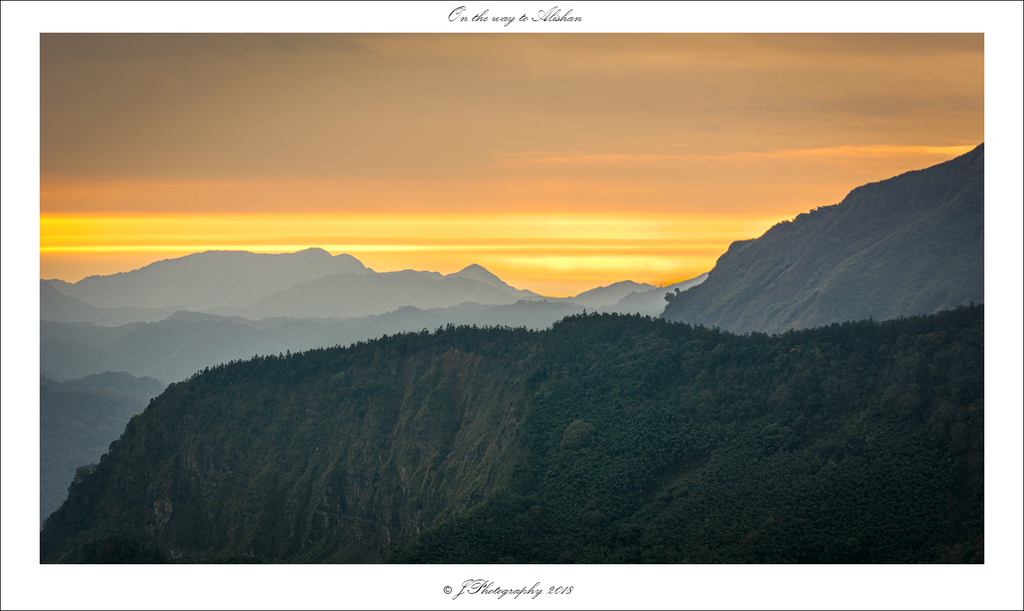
[41,306,983,563]
[663,145,983,334]
[77,535,169,564]
[40,371,166,524]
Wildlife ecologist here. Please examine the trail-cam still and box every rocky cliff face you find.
[41,328,534,562]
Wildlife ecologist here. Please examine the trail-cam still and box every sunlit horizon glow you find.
[39,34,983,297]
[40,212,786,296]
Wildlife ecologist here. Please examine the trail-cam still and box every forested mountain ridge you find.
[40,372,166,524]
[662,145,984,333]
[41,306,983,563]
[41,274,708,384]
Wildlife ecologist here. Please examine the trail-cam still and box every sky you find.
[39,32,985,296]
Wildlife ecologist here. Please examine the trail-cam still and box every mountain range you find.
[41,276,706,384]
[42,255,701,327]
[38,145,985,561]
[39,256,705,525]
[47,248,368,311]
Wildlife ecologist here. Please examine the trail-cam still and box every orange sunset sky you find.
[40,33,984,296]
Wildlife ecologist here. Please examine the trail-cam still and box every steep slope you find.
[447,264,544,301]
[48,248,367,311]
[663,145,983,334]
[41,307,983,563]
[40,372,166,524]
[43,328,537,562]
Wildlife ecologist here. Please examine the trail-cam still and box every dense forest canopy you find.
[41,306,983,563]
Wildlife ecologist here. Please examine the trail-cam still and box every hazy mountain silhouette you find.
[41,257,709,383]
[570,281,655,309]
[41,280,181,326]
[603,274,708,316]
[42,314,268,382]
[47,248,367,311]
[43,247,706,326]
[447,264,544,300]
[40,301,590,384]
[662,144,984,333]
[237,270,527,320]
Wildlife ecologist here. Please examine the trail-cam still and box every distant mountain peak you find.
[458,263,490,273]
[49,248,370,312]
[448,264,506,288]
[295,247,332,257]
[570,280,655,309]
